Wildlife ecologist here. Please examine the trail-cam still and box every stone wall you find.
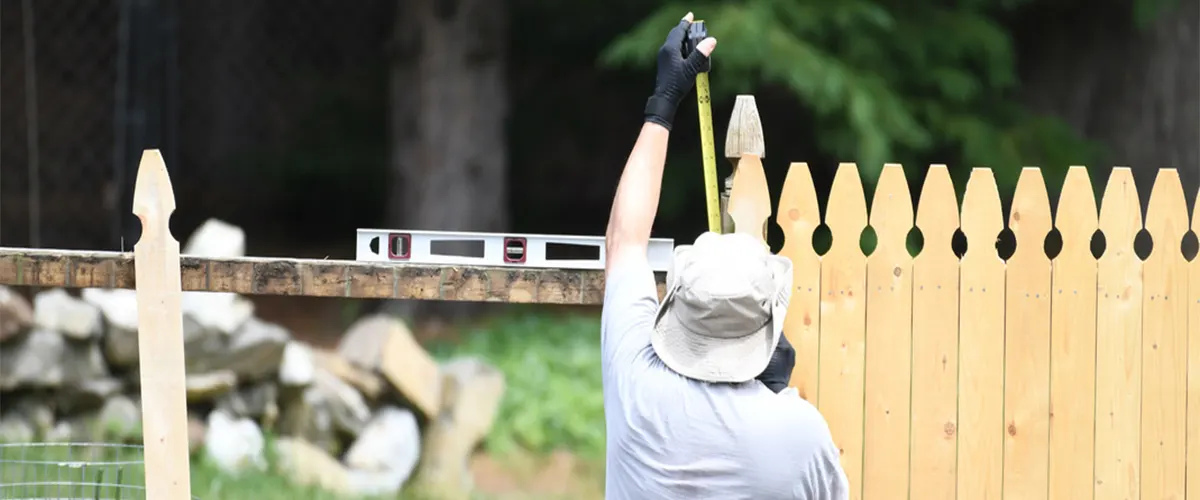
[0,220,507,499]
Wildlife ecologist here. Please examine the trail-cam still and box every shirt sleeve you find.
[600,255,660,369]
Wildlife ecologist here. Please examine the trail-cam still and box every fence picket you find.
[957,168,1006,500]
[1189,184,1200,495]
[727,154,772,243]
[777,162,823,401]
[1185,184,1195,494]
[1048,166,1099,500]
[1140,169,1188,499]
[910,165,960,499]
[818,163,869,500]
[1094,167,1143,500]
[863,164,914,498]
[1002,168,1054,499]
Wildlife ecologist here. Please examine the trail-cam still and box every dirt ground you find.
[470,450,605,499]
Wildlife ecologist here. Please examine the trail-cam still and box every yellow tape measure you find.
[688,21,722,234]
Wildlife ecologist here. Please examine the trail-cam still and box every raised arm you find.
[605,13,716,274]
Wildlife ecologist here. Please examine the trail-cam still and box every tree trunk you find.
[385,0,509,322]
[1016,0,1199,208]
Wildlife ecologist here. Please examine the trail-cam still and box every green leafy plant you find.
[431,313,608,459]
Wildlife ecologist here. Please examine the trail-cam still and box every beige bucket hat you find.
[651,231,794,383]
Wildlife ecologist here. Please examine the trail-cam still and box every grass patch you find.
[429,313,606,460]
[0,441,365,500]
[0,313,609,498]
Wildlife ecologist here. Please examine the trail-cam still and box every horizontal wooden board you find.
[0,247,666,304]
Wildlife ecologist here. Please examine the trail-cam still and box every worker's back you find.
[601,259,848,500]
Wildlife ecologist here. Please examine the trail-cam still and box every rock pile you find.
[0,219,507,499]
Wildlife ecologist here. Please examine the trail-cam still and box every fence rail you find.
[0,248,650,304]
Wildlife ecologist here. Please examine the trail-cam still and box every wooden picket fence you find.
[761,161,1196,500]
[2,145,1196,500]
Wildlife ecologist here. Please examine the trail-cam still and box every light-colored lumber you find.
[1002,167,1054,500]
[776,162,822,400]
[1094,167,1143,500]
[726,154,772,244]
[863,164,914,498]
[909,165,959,499]
[131,149,193,499]
[1140,168,1188,499]
[957,168,1005,500]
[817,163,869,500]
[1047,166,1099,499]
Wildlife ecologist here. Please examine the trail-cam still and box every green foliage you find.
[601,0,1099,189]
[430,314,608,459]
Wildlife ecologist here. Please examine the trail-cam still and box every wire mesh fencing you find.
[1,0,393,252]
[0,442,196,500]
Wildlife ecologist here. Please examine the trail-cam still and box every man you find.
[601,12,851,499]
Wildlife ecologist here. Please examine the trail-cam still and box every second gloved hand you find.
[756,332,795,393]
[644,12,717,131]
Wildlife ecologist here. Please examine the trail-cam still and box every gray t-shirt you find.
[601,257,850,500]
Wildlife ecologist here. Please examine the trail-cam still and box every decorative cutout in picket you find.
[1048,166,1099,498]
[862,164,914,499]
[909,165,959,498]
[1094,167,1143,499]
[955,168,1005,500]
[1003,167,1054,500]
[1140,169,1188,499]
[818,163,869,498]
[776,162,822,401]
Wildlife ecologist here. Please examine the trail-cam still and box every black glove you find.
[644,18,713,130]
[756,332,796,393]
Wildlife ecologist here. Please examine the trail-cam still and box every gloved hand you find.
[756,332,795,393]
[644,12,717,130]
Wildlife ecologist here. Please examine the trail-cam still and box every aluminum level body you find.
[356,229,675,272]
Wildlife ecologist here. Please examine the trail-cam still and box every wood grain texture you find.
[1003,167,1054,500]
[957,168,1006,500]
[1047,166,1099,500]
[909,165,960,499]
[0,248,667,303]
[776,162,823,401]
[863,164,914,499]
[1094,167,1143,500]
[818,162,869,500]
[130,149,193,499]
[1140,168,1188,499]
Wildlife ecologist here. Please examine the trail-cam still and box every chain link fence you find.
[2,0,394,253]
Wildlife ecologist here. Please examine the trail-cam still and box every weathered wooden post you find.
[721,95,765,235]
[131,149,193,499]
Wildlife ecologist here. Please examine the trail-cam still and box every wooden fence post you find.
[722,95,764,235]
[132,149,193,499]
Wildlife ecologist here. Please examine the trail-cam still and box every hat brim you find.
[650,246,793,383]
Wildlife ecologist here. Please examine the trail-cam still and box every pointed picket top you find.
[915,165,959,260]
[869,164,913,256]
[1008,167,1053,263]
[960,168,1004,260]
[776,162,821,255]
[132,149,177,238]
[1144,169,1189,259]
[1055,167,1099,260]
[727,153,772,243]
[1098,168,1143,257]
[825,163,868,255]
[725,95,764,160]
